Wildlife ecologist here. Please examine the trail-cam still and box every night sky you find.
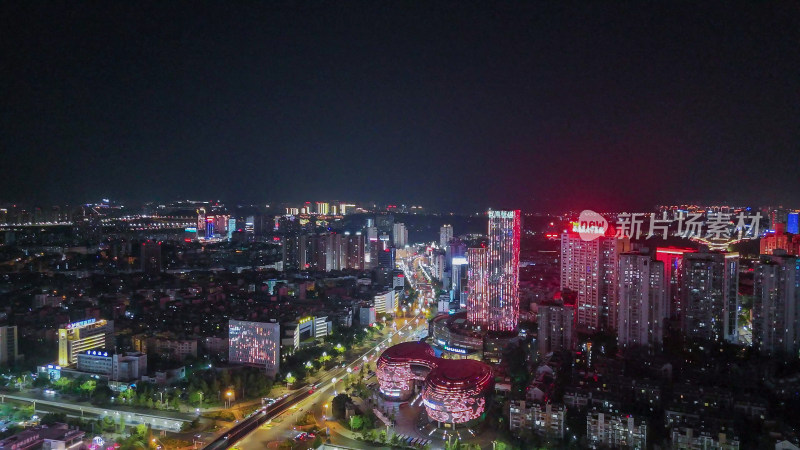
[2,2,799,211]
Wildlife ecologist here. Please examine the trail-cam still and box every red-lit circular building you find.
[377,342,493,426]
[376,342,435,400]
[422,359,493,425]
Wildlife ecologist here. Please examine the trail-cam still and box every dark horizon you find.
[2,2,799,211]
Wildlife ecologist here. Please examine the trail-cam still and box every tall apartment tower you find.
[538,301,576,355]
[392,223,408,248]
[680,252,739,343]
[0,326,18,366]
[140,240,162,273]
[752,253,800,355]
[467,247,488,326]
[617,254,666,350]
[440,224,453,249]
[560,233,630,333]
[655,247,697,319]
[486,210,521,333]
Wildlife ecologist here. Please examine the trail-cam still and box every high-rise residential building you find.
[228,320,280,376]
[346,232,365,270]
[487,210,521,333]
[560,233,630,333]
[752,253,800,356]
[140,240,162,273]
[0,326,18,366]
[315,202,330,215]
[440,225,453,249]
[467,248,488,325]
[538,301,576,355]
[58,319,114,367]
[392,223,408,248]
[617,254,666,350]
[655,247,697,319]
[681,252,739,343]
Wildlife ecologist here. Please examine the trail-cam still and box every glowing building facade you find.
[228,320,280,376]
[466,247,488,326]
[376,342,493,426]
[486,210,521,333]
[58,319,114,367]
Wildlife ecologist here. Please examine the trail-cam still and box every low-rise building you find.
[76,350,147,381]
[671,426,740,450]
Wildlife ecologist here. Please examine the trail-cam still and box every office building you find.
[538,301,576,355]
[76,350,147,381]
[681,252,739,343]
[228,320,281,376]
[450,240,467,305]
[752,253,800,355]
[560,232,630,333]
[617,254,666,349]
[360,306,376,326]
[789,212,799,235]
[140,240,162,273]
[486,210,521,333]
[58,319,114,367]
[467,247,488,326]
[392,223,408,247]
[0,326,18,366]
[374,291,397,315]
[440,224,453,248]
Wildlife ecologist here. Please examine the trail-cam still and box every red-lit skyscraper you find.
[486,210,521,333]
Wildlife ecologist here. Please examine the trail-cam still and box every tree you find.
[331,393,350,420]
[349,415,364,431]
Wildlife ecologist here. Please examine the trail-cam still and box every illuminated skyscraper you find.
[467,247,488,325]
[440,224,453,248]
[486,210,521,333]
[617,254,666,349]
[560,232,630,333]
[228,320,281,376]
